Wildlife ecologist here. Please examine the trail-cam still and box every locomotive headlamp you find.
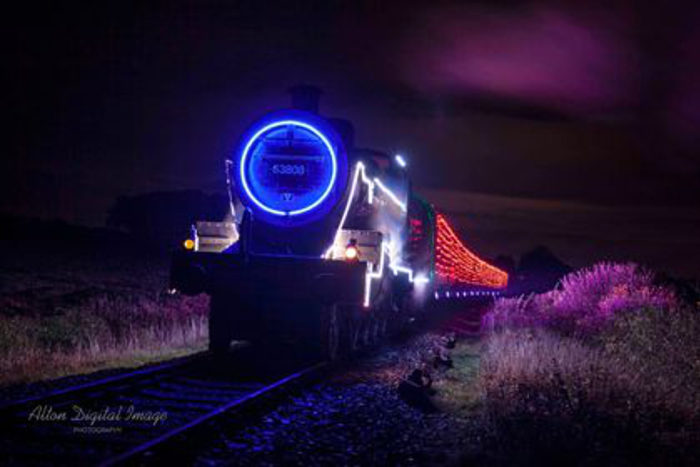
[344,239,359,261]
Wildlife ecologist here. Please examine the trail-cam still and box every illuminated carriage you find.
[170,88,507,358]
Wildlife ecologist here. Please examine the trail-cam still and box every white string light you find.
[323,161,428,307]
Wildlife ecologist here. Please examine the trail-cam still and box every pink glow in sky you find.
[400,4,640,114]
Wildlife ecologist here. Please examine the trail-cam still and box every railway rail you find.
[0,348,325,466]
[0,302,489,465]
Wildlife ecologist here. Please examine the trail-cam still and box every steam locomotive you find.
[170,87,507,358]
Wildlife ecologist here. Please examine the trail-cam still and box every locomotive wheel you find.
[377,316,388,338]
[321,303,341,361]
[360,316,381,347]
[209,295,233,355]
[359,318,372,348]
[348,316,361,352]
[369,317,381,345]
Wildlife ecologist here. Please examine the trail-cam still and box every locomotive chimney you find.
[288,84,322,113]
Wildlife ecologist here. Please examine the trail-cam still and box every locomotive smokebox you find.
[288,84,322,113]
[230,103,349,241]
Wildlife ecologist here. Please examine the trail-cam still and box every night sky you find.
[6,1,700,277]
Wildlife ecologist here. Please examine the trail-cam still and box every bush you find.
[482,262,679,337]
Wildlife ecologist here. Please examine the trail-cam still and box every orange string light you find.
[435,213,508,289]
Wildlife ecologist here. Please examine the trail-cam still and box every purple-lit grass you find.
[470,262,699,463]
[482,262,679,337]
[0,292,208,386]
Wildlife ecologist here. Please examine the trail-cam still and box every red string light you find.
[435,213,508,289]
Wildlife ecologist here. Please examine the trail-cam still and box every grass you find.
[0,295,209,385]
[0,242,209,387]
[438,262,700,466]
[471,325,700,466]
[431,339,482,413]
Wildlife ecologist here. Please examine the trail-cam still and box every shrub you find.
[482,262,679,337]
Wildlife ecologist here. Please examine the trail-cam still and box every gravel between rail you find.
[0,346,325,466]
[192,329,485,466]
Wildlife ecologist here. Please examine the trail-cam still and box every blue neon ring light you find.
[239,120,338,216]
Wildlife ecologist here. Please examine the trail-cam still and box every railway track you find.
[0,348,325,466]
[0,305,487,466]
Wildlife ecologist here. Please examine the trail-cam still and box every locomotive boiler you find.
[170,87,508,358]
